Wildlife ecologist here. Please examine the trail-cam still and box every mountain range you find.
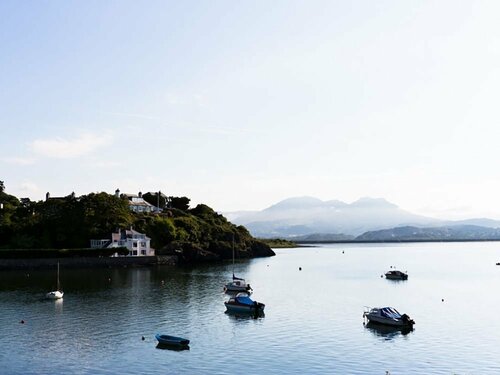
[227,196,500,241]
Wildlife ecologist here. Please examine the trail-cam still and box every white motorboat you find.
[363,307,414,327]
[46,262,64,300]
[385,270,408,280]
[225,292,265,315]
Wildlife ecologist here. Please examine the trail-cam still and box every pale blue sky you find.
[1,1,500,219]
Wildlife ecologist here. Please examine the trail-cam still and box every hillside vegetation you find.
[0,182,274,263]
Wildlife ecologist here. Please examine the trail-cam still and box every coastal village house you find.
[91,228,155,257]
[115,189,157,213]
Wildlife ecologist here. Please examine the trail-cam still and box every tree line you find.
[0,181,271,262]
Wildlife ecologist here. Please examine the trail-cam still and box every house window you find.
[141,242,146,247]
[141,250,146,255]
[132,250,137,255]
[133,242,138,247]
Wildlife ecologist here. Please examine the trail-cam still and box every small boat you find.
[46,262,64,300]
[225,292,265,314]
[46,290,64,299]
[363,307,415,327]
[155,334,190,346]
[385,270,408,280]
[224,236,252,293]
[224,275,252,293]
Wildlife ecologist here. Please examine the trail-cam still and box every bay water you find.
[1,242,500,374]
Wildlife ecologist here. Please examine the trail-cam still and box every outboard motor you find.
[401,314,415,326]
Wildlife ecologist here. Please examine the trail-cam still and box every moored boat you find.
[224,292,265,314]
[46,290,64,299]
[155,334,190,346]
[385,270,408,280]
[224,275,252,293]
[224,236,252,293]
[46,262,64,300]
[363,307,414,327]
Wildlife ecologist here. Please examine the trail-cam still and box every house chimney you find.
[138,191,142,198]
[115,189,120,198]
[46,192,50,201]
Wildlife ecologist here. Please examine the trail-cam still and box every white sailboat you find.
[223,236,252,293]
[46,262,64,299]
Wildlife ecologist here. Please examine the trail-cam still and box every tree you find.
[80,193,134,239]
[0,180,4,193]
[143,192,167,209]
[169,196,190,211]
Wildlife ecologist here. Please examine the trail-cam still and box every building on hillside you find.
[45,192,76,201]
[90,228,155,257]
[115,189,156,213]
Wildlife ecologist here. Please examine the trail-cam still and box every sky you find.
[1,1,500,220]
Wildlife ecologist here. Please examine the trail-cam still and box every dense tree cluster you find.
[0,182,274,261]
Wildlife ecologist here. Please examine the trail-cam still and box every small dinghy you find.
[363,307,415,327]
[155,334,190,346]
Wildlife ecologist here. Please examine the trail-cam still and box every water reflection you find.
[224,310,265,320]
[156,343,190,351]
[54,298,63,313]
[364,322,413,340]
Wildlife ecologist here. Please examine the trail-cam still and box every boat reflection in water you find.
[225,309,265,320]
[224,292,265,320]
[156,343,190,351]
[364,321,414,340]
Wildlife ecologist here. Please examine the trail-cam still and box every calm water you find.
[1,242,500,374]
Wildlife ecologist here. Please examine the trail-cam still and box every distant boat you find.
[363,307,414,327]
[225,292,265,315]
[155,334,190,346]
[46,262,64,300]
[224,236,252,293]
[385,270,408,280]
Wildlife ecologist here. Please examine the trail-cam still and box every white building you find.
[91,228,155,257]
[115,189,156,213]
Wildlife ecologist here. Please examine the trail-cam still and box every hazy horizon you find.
[2,1,500,220]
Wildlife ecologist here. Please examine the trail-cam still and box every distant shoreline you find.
[295,239,500,244]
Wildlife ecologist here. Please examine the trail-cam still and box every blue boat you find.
[224,292,265,314]
[155,334,190,346]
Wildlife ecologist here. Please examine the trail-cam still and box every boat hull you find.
[155,334,190,346]
[385,271,408,280]
[365,314,410,327]
[46,291,64,299]
[224,302,265,314]
[224,285,252,293]
[385,274,408,280]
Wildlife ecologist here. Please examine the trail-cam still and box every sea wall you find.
[0,255,178,270]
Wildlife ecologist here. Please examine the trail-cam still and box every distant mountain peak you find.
[350,197,398,209]
[230,195,441,238]
[265,196,325,211]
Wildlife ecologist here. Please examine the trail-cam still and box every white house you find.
[115,189,156,213]
[91,228,155,257]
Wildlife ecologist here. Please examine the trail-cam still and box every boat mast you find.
[232,234,235,278]
[57,262,60,291]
